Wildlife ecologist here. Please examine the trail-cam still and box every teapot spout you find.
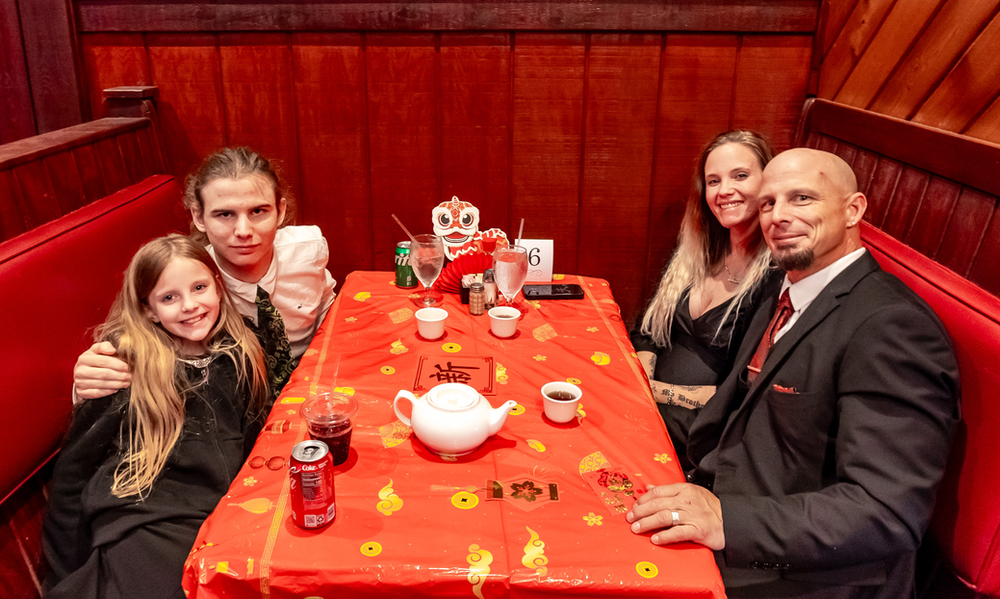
[488,400,519,436]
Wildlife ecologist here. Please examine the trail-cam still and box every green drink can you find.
[395,241,417,288]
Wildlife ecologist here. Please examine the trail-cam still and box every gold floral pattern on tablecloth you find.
[532,323,558,342]
[579,451,610,475]
[389,307,413,324]
[379,420,412,448]
[583,512,603,526]
[522,527,548,576]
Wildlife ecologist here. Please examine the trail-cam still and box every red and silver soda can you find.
[289,440,336,529]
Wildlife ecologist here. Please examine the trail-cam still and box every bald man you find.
[627,149,959,598]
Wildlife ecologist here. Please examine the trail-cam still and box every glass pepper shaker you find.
[469,281,485,315]
[483,269,497,310]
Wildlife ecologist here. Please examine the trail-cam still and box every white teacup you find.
[415,307,448,340]
[540,381,582,423]
[488,306,520,338]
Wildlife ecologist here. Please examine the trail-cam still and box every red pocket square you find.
[772,384,798,394]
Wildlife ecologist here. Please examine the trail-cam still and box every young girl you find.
[43,234,270,599]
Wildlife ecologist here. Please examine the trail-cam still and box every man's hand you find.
[73,342,131,400]
[626,483,725,550]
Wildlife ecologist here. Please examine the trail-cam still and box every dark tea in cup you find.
[545,390,577,401]
[310,418,353,466]
[301,389,358,466]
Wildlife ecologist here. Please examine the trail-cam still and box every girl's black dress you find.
[43,354,263,599]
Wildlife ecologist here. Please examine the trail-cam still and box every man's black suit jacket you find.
[687,251,960,598]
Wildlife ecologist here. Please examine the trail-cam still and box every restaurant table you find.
[182,271,726,599]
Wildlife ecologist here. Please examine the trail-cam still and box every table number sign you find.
[518,239,554,283]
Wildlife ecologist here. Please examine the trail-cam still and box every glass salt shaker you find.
[483,269,497,310]
[469,281,485,315]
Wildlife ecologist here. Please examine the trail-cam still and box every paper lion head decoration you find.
[432,196,509,261]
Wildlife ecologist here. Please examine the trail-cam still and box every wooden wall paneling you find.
[365,33,438,268]
[864,157,902,229]
[92,135,131,195]
[578,33,661,324]
[510,33,586,278]
[832,140,857,167]
[904,177,961,258]
[819,0,859,58]
[645,34,738,302]
[69,144,109,203]
[936,188,996,277]
[913,12,1000,133]
[42,152,87,213]
[17,0,83,133]
[816,0,895,100]
[731,35,812,150]
[968,208,1000,296]
[115,130,145,184]
[146,34,227,180]
[851,148,880,198]
[291,32,372,284]
[133,122,165,174]
[879,166,929,241]
[814,134,838,153]
[218,33,301,202]
[439,33,510,235]
[0,0,36,144]
[79,34,151,120]
[834,0,945,109]
[10,161,61,228]
[869,0,1000,120]
[963,94,1000,145]
[0,170,29,242]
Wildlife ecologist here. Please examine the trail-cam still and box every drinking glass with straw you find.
[393,214,445,306]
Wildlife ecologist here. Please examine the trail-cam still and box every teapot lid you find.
[427,384,478,411]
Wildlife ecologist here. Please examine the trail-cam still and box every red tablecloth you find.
[183,271,726,598]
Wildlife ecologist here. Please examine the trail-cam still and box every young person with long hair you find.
[631,130,781,468]
[72,147,337,399]
[43,234,271,599]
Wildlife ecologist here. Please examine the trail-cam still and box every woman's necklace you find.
[178,353,217,388]
[724,262,743,284]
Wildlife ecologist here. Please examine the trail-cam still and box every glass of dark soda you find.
[302,388,358,466]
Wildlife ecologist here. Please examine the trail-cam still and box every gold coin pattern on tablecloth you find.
[361,542,382,557]
[467,545,493,599]
[532,323,558,342]
[636,561,659,578]
[377,479,403,515]
[451,491,479,509]
[442,343,462,353]
[381,365,395,375]
[567,377,582,385]
[379,421,412,448]
[509,403,525,415]
[522,527,549,576]
[389,307,413,324]
[390,339,408,354]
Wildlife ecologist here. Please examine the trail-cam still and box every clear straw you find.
[515,218,525,246]
[391,214,420,246]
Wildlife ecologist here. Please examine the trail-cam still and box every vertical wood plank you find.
[968,208,1000,295]
[0,170,29,242]
[79,34,151,120]
[291,32,373,282]
[70,144,109,203]
[816,0,896,99]
[904,177,960,258]
[852,148,880,198]
[869,0,999,120]
[42,152,87,213]
[880,167,929,241]
[647,34,738,301]
[366,33,438,267]
[116,130,147,184]
[17,0,83,132]
[147,33,227,180]
[0,0,36,143]
[732,35,812,150]
[11,162,61,228]
[864,157,902,228]
[439,33,510,231]
[93,136,131,196]
[511,33,586,277]
[218,33,300,214]
[912,12,1000,132]
[134,123,165,174]
[820,0,861,59]
[936,188,995,277]
[834,0,945,109]
[579,33,661,323]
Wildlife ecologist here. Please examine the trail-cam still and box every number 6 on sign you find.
[518,240,553,282]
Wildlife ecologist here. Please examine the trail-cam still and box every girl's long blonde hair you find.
[640,130,775,348]
[97,234,270,498]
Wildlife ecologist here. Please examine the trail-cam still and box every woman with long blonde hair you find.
[632,131,781,468]
[43,234,270,599]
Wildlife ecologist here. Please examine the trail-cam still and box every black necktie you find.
[253,286,297,397]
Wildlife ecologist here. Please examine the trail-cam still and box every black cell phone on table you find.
[523,284,584,300]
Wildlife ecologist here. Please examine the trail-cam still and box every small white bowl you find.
[488,306,520,338]
[415,307,448,340]
[540,381,582,423]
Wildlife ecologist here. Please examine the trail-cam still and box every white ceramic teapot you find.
[393,383,518,457]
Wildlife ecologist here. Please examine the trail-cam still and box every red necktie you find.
[747,289,793,383]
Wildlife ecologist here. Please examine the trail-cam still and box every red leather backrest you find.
[863,222,1000,595]
[0,175,186,505]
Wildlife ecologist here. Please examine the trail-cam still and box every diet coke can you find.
[289,440,336,529]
